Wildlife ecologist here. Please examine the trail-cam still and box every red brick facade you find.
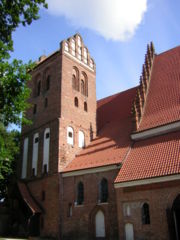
[14,35,180,240]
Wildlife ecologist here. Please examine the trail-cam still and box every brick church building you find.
[4,34,180,239]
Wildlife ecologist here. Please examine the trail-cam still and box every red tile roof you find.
[63,87,137,172]
[137,46,180,132]
[18,181,42,213]
[115,131,180,183]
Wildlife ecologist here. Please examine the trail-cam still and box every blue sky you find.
[11,0,180,100]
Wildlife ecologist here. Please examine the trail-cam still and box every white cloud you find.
[46,0,148,41]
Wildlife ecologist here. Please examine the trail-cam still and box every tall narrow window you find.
[84,102,87,112]
[43,128,50,173]
[74,97,78,107]
[21,137,28,179]
[142,203,150,224]
[77,182,84,205]
[84,48,88,64]
[33,104,37,114]
[81,80,85,95]
[72,67,79,91]
[81,72,88,96]
[37,81,41,96]
[46,75,50,90]
[67,127,74,145]
[79,130,85,148]
[65,42,69,52]
[99,178,108,203]
[32,133,39,176]
[68,203,73,217]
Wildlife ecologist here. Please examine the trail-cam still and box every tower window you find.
[77,182,84,205]
[37,81,41,96]
[33,104,37,114]
[74,97,79,107]
[67,126,74,145]
[84,102,88,112]
[99,178,108,203]
[81,80,85,95]
[142,203,150,224]
[44,98,48,108]
[79,130,85,148]
[72,67,79,91]
[43,128,50,173]
[46,75,50,90]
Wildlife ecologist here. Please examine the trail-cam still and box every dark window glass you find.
[37,81,41,96]
[43,164,47,174]
[46,75,50,90]
[74,97,78,107]
[46,132,50,139]
[84,102,87,112]
[72,74,76,89]
[33,104,37,114]
[142,203,150,224]
[35,137,39,143]
[77,182,84,205]
[68,132,73,138]
[32,168,35,177]
[99,178,108,203]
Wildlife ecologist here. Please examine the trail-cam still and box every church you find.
[3,34,180,240]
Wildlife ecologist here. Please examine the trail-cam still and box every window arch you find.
[37,81,41,96]
[142,203,150,224]
[21,137,28,179]
[84,102,87,112]
[77,181,84,205]
[74,97,78,107]
[79,130,85,148]
[72,67,79,91]
[32,133,39,176]
[67,126,74,145]
[81,80,85,95]
[46,75,50,90]
[81,72,88,96]
[43,128,50,173]
[99,178,108,203]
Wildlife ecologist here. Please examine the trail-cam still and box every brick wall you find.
[62,169,119,240]
[116,179,180,240]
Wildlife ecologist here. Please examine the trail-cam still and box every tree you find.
[0,0,48,198]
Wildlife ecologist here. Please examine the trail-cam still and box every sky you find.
[11,0,180,100]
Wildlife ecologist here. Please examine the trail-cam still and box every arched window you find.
[84,102,87,112]
[72,67,79,91]
[67,126,74,145]
[74,97,78,107]
[81,80,85,95]
[79,130,85,148]
[77,182,84,205]
[33,104,37,114]
[142,203,150,224]
[43,128,50,173]
[37,81,41,96]
[46,75,50,90]
[32,133,39,176]
[21,137,28,179]
[81,72,88,96]
[99,178,108,203]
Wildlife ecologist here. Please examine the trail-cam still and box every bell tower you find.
[58,34,97,170]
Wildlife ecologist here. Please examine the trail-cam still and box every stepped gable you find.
[115,131,180,183]
[63,87,137,173]
[136,45,180,132]
[131,42,155,131]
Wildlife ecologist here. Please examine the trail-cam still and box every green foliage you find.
[0,0,48,198]
[0,0,48,44]
[0,123,20,199]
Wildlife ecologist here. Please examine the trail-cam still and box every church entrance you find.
[125,223,134,240]
[95,210,106,238]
